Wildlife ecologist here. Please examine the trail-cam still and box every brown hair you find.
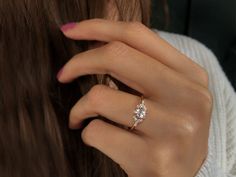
[0,0,151,177]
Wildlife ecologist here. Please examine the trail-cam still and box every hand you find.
[57,19,213,177]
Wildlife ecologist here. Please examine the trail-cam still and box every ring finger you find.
[69,84,177,137]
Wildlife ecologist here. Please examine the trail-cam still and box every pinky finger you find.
[81,119,148,173]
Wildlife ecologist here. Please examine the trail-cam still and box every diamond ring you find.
[130,95,147,131]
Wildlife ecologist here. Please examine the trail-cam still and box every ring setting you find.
[130,95,147,131]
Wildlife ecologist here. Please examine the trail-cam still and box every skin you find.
[58,19,212,177]
[57,19,213,177]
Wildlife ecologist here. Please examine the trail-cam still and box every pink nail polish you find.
[57,67,64,79]
[60,22,77,32]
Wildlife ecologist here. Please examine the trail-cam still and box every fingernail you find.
[60,22,77,32]
[57,67,64,80]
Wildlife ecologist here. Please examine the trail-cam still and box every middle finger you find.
[57,41,186,99]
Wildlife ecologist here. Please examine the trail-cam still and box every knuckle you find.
[186,83,213,115]
[180,113,202,136]
[196,87,213,111]
[181,89,213,134]
[81,119,102,145]
[86,84,107,108]
[168,111,203,139]
[197,67,210,86]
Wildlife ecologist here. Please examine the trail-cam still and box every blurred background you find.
[151,0,236,90]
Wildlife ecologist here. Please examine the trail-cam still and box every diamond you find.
[133,100,147,122]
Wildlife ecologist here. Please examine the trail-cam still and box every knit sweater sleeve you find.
[157,30,236,177]
[193,46,236,177]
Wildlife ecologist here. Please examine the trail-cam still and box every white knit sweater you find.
[155,30,236,177]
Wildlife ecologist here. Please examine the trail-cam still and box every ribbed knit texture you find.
[155,30,236,177]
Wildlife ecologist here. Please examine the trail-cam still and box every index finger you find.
[60,19,206,87]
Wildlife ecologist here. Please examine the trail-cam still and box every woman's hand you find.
[57,19,213,177]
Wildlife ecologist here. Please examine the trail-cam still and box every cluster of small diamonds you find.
[133,100,147,122]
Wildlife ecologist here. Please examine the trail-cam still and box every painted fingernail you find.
[60,22,77,32]
[57,67,64,80]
